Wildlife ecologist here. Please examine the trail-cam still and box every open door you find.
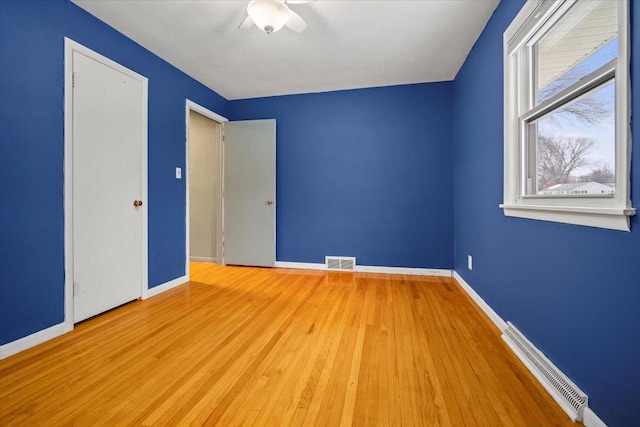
[223,120,276,267]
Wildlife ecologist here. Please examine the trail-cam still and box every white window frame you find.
[501,0,635,231]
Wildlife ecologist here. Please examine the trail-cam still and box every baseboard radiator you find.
[325,256,356,272]
[502,322,588,422]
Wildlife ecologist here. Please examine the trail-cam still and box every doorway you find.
[184,104,277,274]
[185,101,226,277]
[188,110,221,263]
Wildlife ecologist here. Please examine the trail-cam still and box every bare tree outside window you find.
[534,81,615,192]
[537,135,599,189]
[579,165,615,184]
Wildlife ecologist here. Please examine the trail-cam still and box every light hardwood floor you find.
[0,263,573,426]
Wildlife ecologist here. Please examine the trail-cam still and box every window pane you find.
[536,0,617,103]
[531,80,615,195]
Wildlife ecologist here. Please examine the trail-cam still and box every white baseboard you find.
[146,275,188,299]
[452,271,507,332]
[190,256,216,263]
[583,407,608,427]
[274,261,325,270]
[0,322,69,360]
[275,261,452,277]
[356,265,452,276]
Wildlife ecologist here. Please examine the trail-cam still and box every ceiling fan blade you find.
[285,10,307,33]
[238,15,254,30]
[286,0,316,4]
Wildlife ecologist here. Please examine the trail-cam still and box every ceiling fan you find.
[238,0,316,35]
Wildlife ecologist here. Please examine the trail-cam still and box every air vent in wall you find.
[325,256,356,272]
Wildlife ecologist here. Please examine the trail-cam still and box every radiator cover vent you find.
[502,322,587,422]
[325,256,356,272]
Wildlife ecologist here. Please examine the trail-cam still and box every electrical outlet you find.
[468,255,473,270]
[176,167,182,179]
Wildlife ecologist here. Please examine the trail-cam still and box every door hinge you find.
[72,72,77,88]
[73,282,80,296]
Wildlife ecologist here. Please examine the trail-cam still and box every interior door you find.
[72,50,145,322]
[224,120,276,267]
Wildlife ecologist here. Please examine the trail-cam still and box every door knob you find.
[133,200,143,207]
[266,200,273,205]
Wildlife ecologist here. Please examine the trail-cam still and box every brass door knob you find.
[133,200,143,207]
[266,200,273,205]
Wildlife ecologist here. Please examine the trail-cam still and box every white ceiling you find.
[71,0,499,100]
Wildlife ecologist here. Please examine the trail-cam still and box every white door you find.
[224,120,276,267]
[72,50,146,322]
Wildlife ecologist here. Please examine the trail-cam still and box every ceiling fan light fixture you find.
[247,0,291,34]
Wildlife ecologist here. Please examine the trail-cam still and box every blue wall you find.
[452,1,640,425]
[229,84,453,269]
[0,0,228,345]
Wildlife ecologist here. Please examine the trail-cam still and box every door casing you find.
[63,38,149,330]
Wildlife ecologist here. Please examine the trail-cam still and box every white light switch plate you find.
[176,167,182,179]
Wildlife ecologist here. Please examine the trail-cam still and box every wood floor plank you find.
[0,263,575,426]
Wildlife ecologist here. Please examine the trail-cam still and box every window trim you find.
[501,0,635,231]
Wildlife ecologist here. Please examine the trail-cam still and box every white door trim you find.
[64,37,149,331]
[185,100,228,280]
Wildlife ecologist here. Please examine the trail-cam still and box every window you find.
[501,0,634,231]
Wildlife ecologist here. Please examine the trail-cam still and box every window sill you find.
[519,194,614,200]
[499,203,636,231]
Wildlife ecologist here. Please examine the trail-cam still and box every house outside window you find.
[501,0,634,231]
